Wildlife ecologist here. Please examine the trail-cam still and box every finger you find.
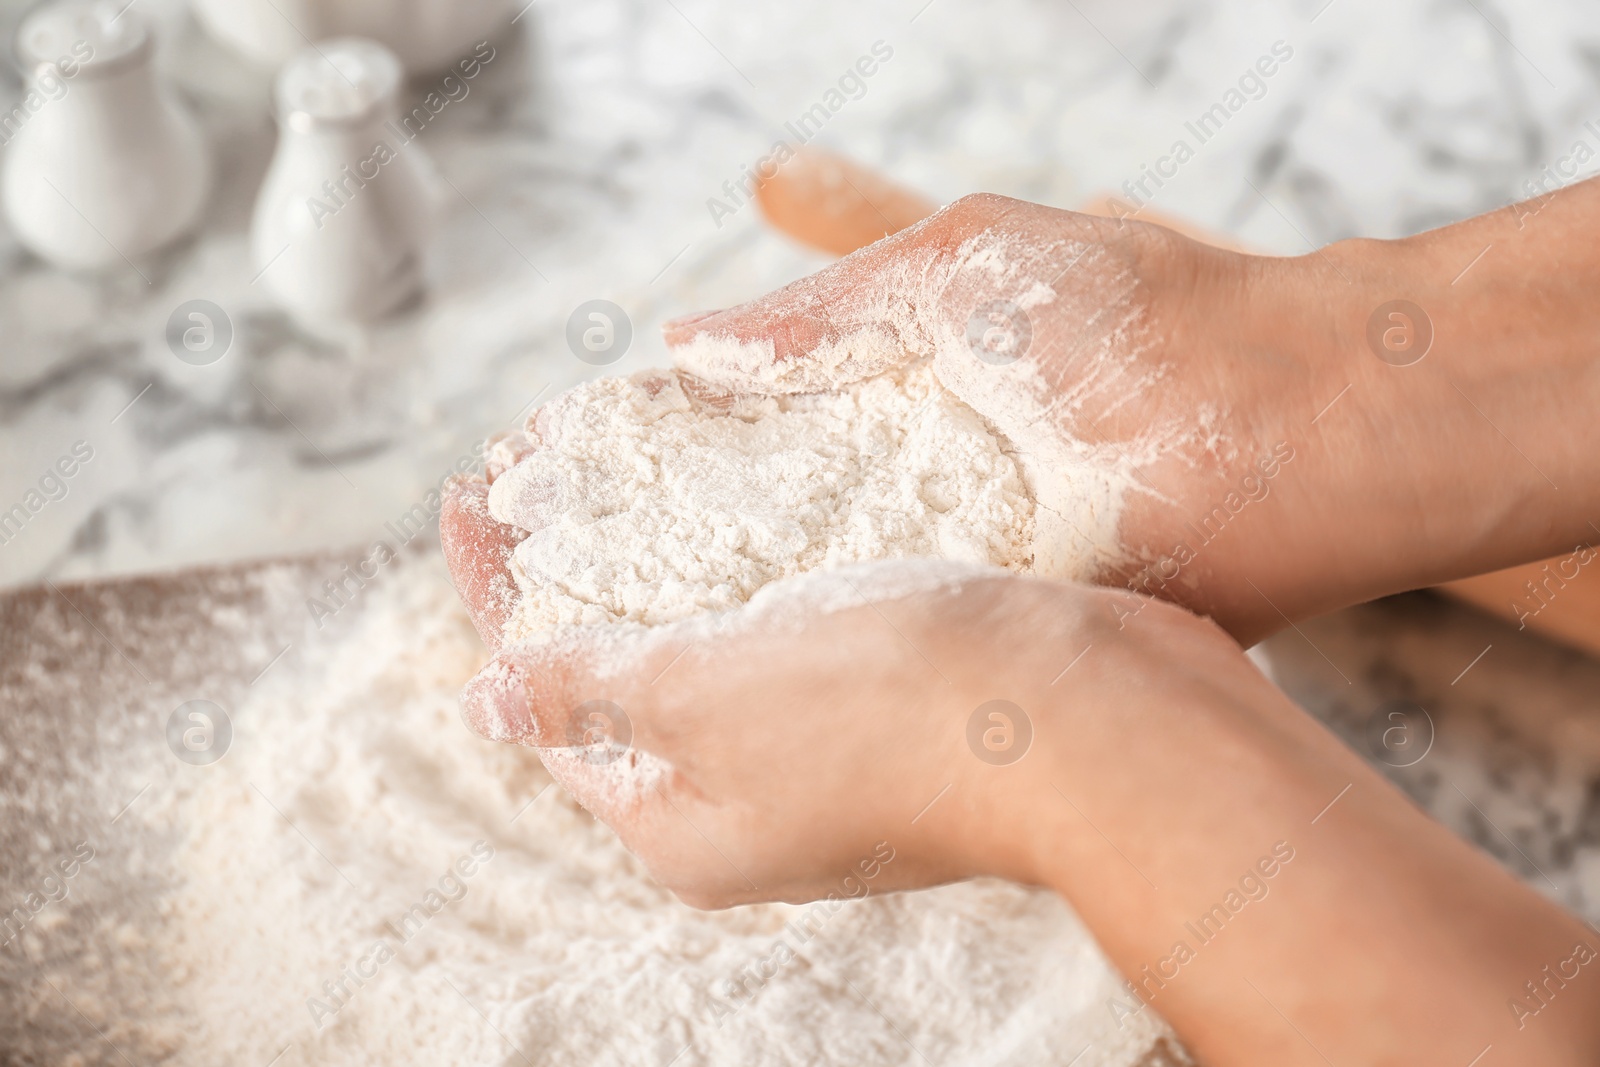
[459,635,684,815]
[458,629,673,748]
[662,205,969,395]
[459,642,573,746]
[483,388,585,535]
[463,638,753,900]
[754,146,937,257]
[484,449,565,536]
[440,476,527,651]
[677,371,737,413]
[483,430,539,483]
[661,308,724,333]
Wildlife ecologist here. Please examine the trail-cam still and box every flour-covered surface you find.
[0,552,1187,1066]
[11,555,1600,1065]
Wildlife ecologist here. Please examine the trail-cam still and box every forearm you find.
[1191,179,1600,640]
[1016,654,1600,1065]
[1333,178,1600,574]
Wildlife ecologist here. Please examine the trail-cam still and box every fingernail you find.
[462,657,535,743]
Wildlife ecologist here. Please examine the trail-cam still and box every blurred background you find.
[2,0,1593,591]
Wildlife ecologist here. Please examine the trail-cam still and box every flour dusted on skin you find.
[487,208,1210,642]
[489,360,1036,640]
[670,206,1204,584]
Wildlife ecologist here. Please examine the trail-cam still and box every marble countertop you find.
[1259,592,1600,925]
[2,0,1599,917]
[5,0,1599,590]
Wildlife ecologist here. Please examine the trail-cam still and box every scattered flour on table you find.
[488,360,1039,641]
[138,559,1182,1067]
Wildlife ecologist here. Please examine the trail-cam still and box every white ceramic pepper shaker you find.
[2,1,211,272]
[251,38,438,331]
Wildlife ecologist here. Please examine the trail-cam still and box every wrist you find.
[1237,199,1600,623]
[1339,195,1600,553]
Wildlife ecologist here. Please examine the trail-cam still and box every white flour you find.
[434,215,1182,1064]
[489,360,1038,640]
[667,218,1180,584]
[139,558,1182,1066]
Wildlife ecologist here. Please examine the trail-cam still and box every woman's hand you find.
[438,181,1600,1064]
[452,183,1600,652]
[441,504,1600,1064]
[662,193,1347,643]
[664,189,1600,643]
[441,441,1276,910]
[457,563,1078,906]
[452,559,1267,907]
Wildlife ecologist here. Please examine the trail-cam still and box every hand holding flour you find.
[441,180,1600,1066]
[442,507,1600,1066]
[665,192,1340,642]
[665,189,1600,643]
[451,185,1600,655]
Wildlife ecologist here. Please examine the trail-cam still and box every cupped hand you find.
[444,472,1600,1065]
[665,193,1390,644]
[434,191,1347,901]
[441,441,1255,907]
[448,549,1260,909]
[438,186,1600,1066]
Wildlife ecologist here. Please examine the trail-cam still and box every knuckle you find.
[946,191,1024,224]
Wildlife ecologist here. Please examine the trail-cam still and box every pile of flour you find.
[488,360,1037,640]
[134,557,1182,1066]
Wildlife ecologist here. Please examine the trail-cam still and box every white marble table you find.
[2,0,1598,944]
[4,0,1596,589]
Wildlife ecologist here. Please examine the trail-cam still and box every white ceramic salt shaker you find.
[251,38,439,331]
[2,1,211,272]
